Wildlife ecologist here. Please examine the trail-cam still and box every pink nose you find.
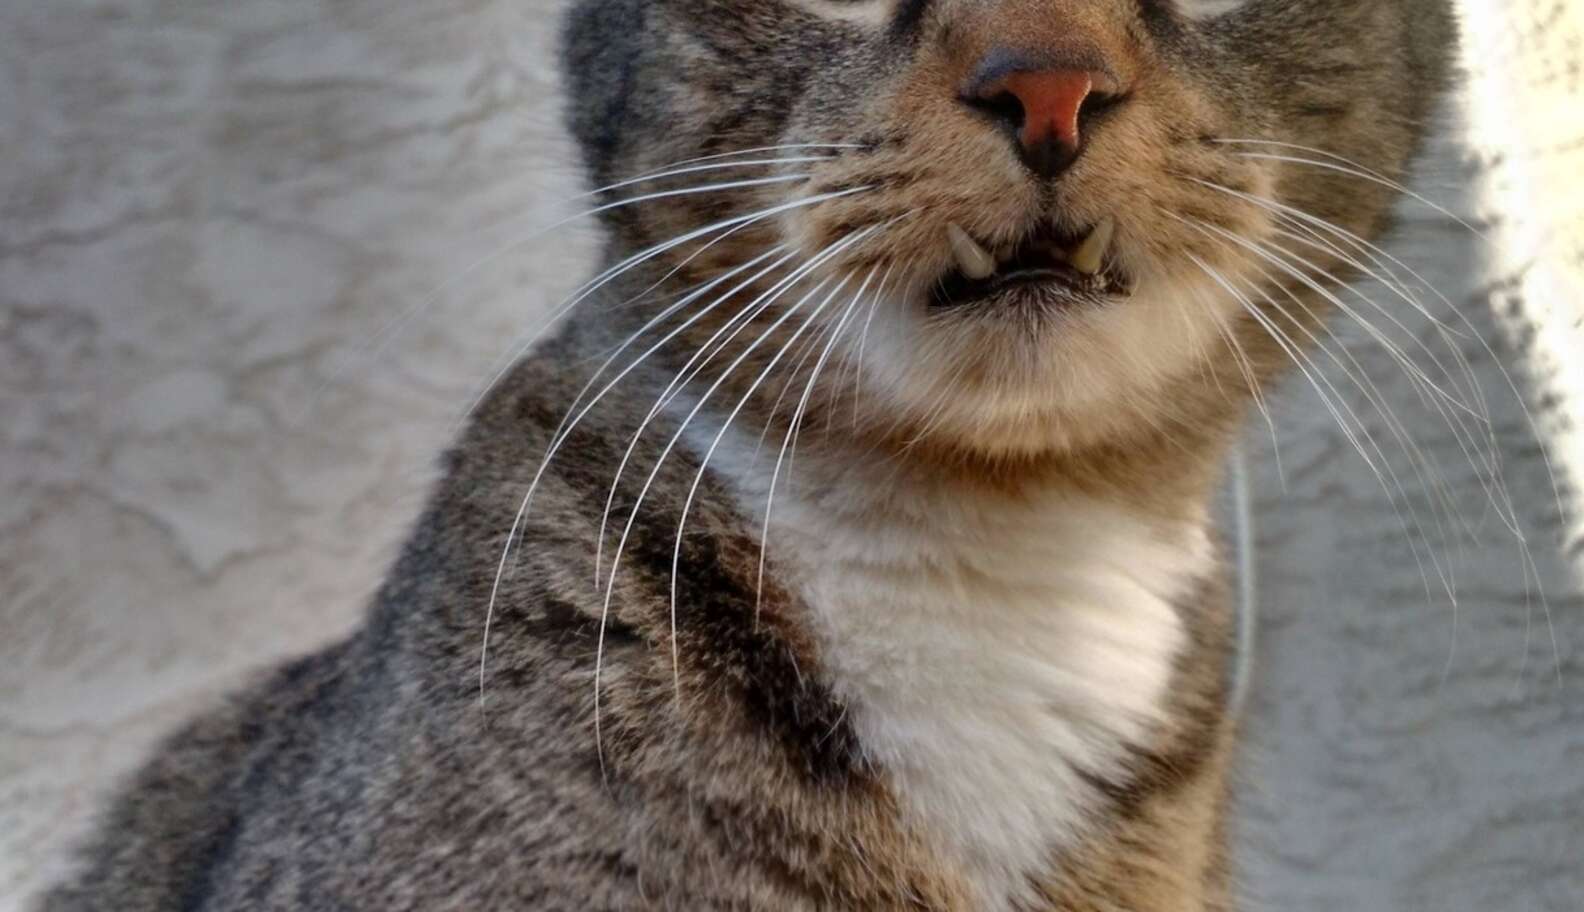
[993,69,1094,153]
[964,53,1120,179]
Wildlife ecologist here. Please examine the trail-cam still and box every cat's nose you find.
[962,50,1122,180]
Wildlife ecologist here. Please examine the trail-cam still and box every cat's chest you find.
[768,485,1210,910]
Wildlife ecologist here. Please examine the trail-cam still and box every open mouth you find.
[930,218,1132,309]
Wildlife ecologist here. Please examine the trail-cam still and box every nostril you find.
[964,90,1026,137]
[1076,88,1124,132]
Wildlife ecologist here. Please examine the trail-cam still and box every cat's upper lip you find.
[931,219,1129,309]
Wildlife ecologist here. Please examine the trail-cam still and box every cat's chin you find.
[842,263,1252,460]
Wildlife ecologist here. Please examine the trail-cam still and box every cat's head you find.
[561,0,1455,460]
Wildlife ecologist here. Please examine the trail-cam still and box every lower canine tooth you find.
[946,223,997,280]
[1070,216,1115,276]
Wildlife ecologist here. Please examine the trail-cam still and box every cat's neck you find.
[682,399,1228,910]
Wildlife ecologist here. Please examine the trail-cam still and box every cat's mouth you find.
[930,218,1131,309]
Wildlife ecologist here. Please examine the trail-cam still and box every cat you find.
[41,0,1455,909]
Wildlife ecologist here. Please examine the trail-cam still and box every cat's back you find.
[38,635,369,911]
[39,605,648,911]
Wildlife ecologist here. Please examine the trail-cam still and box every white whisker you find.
[1189,211,1517,544]
[592,224,886,770]
[1190,177,1534,532]
[299,171,822,424]
[757,264,882,621]
[589,156,833,198]
[1237,252,1468,536]
[1266,190,1564,534]
[670,272,860,692]
[463,184,871,434]
[1181,243,1457,606]
[1263,225,1518,538]
[1214,182,1536,526]
[847,259,902,429]
[615,143,862,185]
[1222,146,1486,238]
[476,247,795,702]
[592,221,875,583]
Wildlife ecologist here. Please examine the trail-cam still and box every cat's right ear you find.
[892,0,930,36]
[560,0,648,186]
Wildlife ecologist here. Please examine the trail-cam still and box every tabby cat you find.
[43,0,1455,908]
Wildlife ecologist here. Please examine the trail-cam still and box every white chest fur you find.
[694,425,1212,909]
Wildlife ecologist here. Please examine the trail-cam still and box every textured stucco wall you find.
[1,1,1580,909]
[1233,6,1584,908]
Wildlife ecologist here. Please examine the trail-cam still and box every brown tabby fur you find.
[43,0,1455,909]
